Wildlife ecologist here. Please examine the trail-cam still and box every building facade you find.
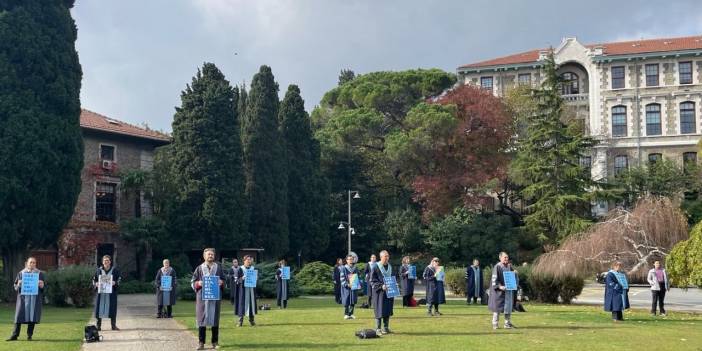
[32,109,170,275]
[457,35,702,210]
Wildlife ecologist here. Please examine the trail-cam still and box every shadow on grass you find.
[517,325,611,330]
[394,331,508,336]
[225,342,373,349]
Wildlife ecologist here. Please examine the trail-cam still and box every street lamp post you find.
[339,190,360,254]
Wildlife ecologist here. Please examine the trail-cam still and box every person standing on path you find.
[465,259,484,305]
[370,250,394,335]
[94,255,121,331]
[488,252,516,329]
[191,248,224,350]
[155,259,177,318]
[6,257,45,341]
[647,260,669,317]
[399,256,415,307]
[604,261,630,322]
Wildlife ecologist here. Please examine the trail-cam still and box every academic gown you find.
[13,269,44,324]
[332,265,342,304]
[93,266,121,319]
[232,266,258,318]
[400,264,415,297]
[340,264,359,306]
[488,263,514,313]
[227,266,241,304]
[155,267,177,306]
[275,267,289,303]
[465,265,484,299]
[604,271,630,312]
[365,262,376,299]
[370,263,394,319]
[423,266,446,305]
[191,263,224,327]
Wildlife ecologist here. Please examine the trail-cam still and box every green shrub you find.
[255,262,300,299]
[667,221,702,288]
[43,270,67,306]
[529,273,584,304]
[49,265,95,307]
[177,274,195,301]
[296,261,333,295]
[120,280,153,294]
[0,273,12,303]
[444,268,465,295]
[515,265,533,298]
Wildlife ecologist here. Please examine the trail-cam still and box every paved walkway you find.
[574,283,702,313]
[82,294,199,351]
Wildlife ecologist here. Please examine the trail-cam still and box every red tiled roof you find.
[460,34,702,69]
[80,109,170,143]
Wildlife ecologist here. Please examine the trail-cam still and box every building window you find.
[611,105,627,137]
[680,101,696,134]
[648,153,662,164]
[480,76,493,91]
[645,64,659,87]
[611,66,625,89]
[100,145,115,161]
[679,61,693,85]
[645,103,662,136]
[560,72,579,95]
[518,73,531,86]
[614,155,628,175]
[96,182,117,222]
[684,152,698,173]
[580,156,592,172]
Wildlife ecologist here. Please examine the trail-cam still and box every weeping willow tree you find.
[532,197,688,282]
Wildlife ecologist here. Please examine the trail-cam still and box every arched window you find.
[611,105,627,137]
[680,101,696,134]
[645,103,662,136]
[560,72,579,95]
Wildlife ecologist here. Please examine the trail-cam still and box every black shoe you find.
[112,326,120,331]
[27,336,32,341]
[5,336,17,342]
[237,321,243,327]
[157,314,163,318]
[250,320,256,326]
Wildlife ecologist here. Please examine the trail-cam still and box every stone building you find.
[458,35,702,213]
[31,109,170,275]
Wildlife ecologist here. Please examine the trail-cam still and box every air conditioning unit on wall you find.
[101,160,113,170]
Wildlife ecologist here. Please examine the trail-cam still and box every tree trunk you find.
[2,249,27,302]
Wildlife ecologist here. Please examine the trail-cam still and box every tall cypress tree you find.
[170,63,247,249]
[242,66,289,257]
[280,85,329,258]
[0,0,83,278]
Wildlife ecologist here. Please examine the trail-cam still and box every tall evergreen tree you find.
[170,63,247,249]
[242,66,289,256]
[0,0,83,278]
[280,85,329,258]
[510,53,602,244]
[338,69,355,86]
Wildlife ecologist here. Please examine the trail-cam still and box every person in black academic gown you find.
[6,257,45,341]
[340,254,360,319]
[191,248,224,350]
[399,256,415,307]
[227,258,240,307]
[275,259,289,309]
[370,250,394,335]
[333,258,343,305]
[93,255,121,331]
[604,261,630,322]
[465,259,484,304]
[232,255,257,327]
[488,252,516,329]
[155,259,177,318]
[423,257,446,316]
[365,254,377,308]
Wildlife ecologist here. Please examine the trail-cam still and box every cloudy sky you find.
[72,0,702,132]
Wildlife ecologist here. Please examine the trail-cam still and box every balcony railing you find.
[562,93,589,102]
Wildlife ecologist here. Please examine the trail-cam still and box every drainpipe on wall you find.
[634,58,642,166]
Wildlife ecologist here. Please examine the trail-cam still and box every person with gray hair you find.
[155,258,177,318]
[191,248,224,350]
[488,252,516,329]
[369,250,395,335]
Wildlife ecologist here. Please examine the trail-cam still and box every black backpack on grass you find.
[84,325,101,343]
[355,329,379,339]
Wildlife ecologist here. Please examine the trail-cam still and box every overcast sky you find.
[72,0,702,132]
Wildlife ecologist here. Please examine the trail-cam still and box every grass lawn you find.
[0,304,90,351]
[174,297,702,351]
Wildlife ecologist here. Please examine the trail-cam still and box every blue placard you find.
[161,275,172,291]
[384,276,400,298]
[244,269,258,288]
[503,271,517,291]
[614,272,629,289]
[349,273,361,290]
[21,272,39,296]
[281,266,291,280]
[202,275,220,300]
[408,265,417,279]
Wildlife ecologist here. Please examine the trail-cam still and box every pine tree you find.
[242,66,289,256]
[170,63,247,249]
[0,0,83,278]
[280,85,329,258]
[338,69,355,86]
[510,53,601,244]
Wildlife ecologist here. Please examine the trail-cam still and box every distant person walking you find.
[647,260,669,316]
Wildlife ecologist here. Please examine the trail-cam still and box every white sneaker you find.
[350,315,356,319]
[344,315,350,320]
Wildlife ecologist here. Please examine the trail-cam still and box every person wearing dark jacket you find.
[488,252,516,329]
[6,257,45,341]
[370,251,394,335]
[333,258,343,304]
[465,259,484,304]
[275,259,289,309]
[93,255,121,331]
[399,256,415,307]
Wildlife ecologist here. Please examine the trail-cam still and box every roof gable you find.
[80,109,170,143]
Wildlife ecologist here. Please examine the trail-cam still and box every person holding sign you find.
[399,256,416,307]
[6,257,44,342]
[423,257,446,316]
[465,259,484,305]
[488,252,516,329]
[93,255,121,331]
[365,254,377,308]
[155,259,177,318]
[604,261,630,322]
[275,259,290,309]
[340,254,360,319]
[333,258,343,305]
[191,248,224,350]
[232,255,258,327]
[370,250,395,335]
